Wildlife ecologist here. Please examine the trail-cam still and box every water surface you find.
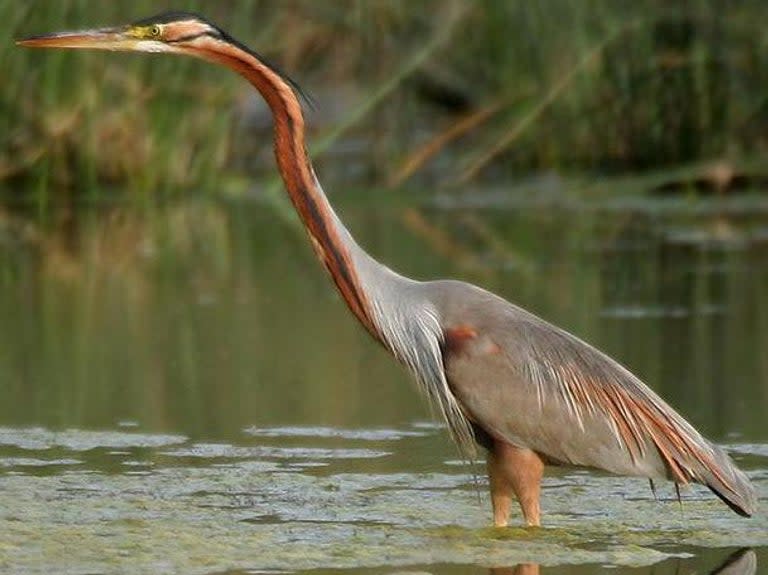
[0,188,766,574]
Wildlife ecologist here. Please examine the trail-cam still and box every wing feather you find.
[436,281,756,516]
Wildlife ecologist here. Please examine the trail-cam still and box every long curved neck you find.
[189,35,476,453]
[193,37,387,338]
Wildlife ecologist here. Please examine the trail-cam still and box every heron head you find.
[16,12,223,55]
[17,11,315,110]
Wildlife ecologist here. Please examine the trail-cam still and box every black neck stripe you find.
[167,30,217,44]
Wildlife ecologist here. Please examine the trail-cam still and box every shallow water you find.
[0,423,765,574]
[0,190,766,573]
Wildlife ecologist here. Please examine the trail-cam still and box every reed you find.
[2,1,767,203]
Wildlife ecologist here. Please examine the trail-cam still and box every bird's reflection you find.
[712,548,757,575]
[490,565,538,575]
[488,547,756,575]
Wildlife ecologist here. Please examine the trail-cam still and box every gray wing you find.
[432,280,756,516]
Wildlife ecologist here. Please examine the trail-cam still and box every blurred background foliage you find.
[3,0,768,204]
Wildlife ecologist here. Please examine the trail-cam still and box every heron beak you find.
[16,27,141,51]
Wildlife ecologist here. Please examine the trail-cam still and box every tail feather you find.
[698,443,756,517]
[644,412,756,516]
[629,389,757,517]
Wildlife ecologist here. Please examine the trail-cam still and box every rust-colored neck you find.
[192,37,378,337]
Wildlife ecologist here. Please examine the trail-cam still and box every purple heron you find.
[17,12,756,527]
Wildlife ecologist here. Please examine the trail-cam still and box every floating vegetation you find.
[243,426,430,441]
[0,427,188,451]
[0,425,766,574]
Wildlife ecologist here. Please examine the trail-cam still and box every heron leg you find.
[487,441,544,527]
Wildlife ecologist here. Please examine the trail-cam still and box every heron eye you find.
[150,25,162,38]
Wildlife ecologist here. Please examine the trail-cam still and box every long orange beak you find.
[16,27,141,51]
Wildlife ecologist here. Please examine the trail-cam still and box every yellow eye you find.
[149,24,162,38]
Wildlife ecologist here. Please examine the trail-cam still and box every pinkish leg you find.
[487,441,544,527]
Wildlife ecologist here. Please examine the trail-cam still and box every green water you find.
[0,190,766,574]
